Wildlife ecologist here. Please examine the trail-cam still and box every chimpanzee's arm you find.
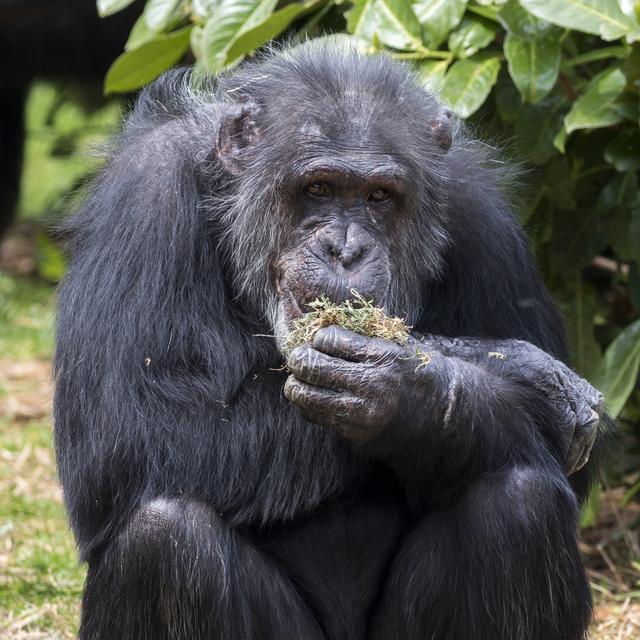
[285,326,597,504]
[412,333,604,475]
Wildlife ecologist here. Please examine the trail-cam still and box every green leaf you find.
[144,0,182,31]
[202,0,278,72]
[225,1,321,64]
[553,125,567,152]
[561,281,602,379]
[35,232,66,283]
[193,0,218,20]
[504,33,560,103]
[595,172,638,259]
[104,27,192,94]
[611,92,640,123]
[498,0,560,39]
[440,54,501,118]
[514,96,567,163]
[448,16,497,58]
[346,0,376,34]
[580,483,601,527]
[97,0,136,17]
[125,15,155,50]
[416,59,450,93]
[605,129,640,171]
[620,0,640,22]
[630,262,640,312]
[494,67,522,122]
[631,197,640,263]
[348,0,422,50]
[413,0,468,49]
[519,0,639,41]
[564,68,626,133]
[190,24,205,59]
[591,319,640,418]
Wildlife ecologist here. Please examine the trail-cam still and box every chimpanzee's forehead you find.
[277,105,413,167]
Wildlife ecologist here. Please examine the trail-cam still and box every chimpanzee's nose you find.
[324,223,370,270]
[328,243,364,268]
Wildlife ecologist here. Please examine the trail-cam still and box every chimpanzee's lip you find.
[278,287,306,325]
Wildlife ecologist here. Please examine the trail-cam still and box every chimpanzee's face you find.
[214,54,453,350]
[272,148,411,338]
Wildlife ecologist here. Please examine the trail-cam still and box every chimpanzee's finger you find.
[283,375,364,421]
[312,325,403,363]
[565,409,599,474]
[287,343,369,392]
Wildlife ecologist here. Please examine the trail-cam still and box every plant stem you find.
[563,46,628,68]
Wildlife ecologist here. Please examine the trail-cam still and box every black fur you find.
[55,42,598,640]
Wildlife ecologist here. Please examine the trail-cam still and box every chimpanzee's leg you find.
[370,466,591,640]
[80,498,325,640]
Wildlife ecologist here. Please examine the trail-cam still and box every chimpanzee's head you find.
[211,42,454,349]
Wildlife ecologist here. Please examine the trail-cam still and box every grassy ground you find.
[0,273,84,639]
[0,268,638,638]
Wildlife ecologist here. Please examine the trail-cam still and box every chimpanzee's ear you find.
[430,106,453,152]
[217,99,262,175]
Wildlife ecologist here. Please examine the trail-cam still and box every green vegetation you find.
[97,0,640,426]
[19,83,121,220]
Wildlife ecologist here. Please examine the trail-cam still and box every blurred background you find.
[0,0,639,637]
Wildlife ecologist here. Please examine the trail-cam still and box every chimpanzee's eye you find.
[305,182,331,198]
[367,188,390,203]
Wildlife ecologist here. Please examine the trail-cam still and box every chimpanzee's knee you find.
[80,498,323,640]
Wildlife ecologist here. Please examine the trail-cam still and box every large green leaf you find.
[564,68,626,133]
[412,0,467,49]
[104,27,192,94]
[202,0,278,72]
[448,16,497,58]
[498,0,559,39]
[125,15,155,50]
[561,282,602,380]
[595,172,638,259]
[346,0,376,34]
[144,0,182,31]
[348,0,422,50]
[514,97,567,164]
[504,33,561,103]
[97,0,136,17]
[193,0,219,20]
[591,319,640,418]
[225,1,321,64]
[416,59,450,93]
[519,0,639,41]
[440,54,501,118]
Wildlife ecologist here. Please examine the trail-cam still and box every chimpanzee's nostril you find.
[339,247,363,269]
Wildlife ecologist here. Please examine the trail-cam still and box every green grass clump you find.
[282,291,411,355]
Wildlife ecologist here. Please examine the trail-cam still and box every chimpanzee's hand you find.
[416,334,604,474]
[284,326,449,444]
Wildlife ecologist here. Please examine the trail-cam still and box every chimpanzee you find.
[54,42,606,640]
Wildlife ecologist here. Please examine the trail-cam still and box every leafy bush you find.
[97,0,640,424]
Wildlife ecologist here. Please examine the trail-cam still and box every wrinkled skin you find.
[285,327,602,476]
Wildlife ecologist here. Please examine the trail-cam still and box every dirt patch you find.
[0,359,52,422]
